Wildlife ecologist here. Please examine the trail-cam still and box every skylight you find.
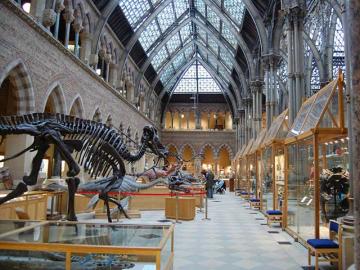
[174,60,222,94]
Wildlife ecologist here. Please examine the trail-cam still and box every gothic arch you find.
[216,144,234,160]
[199,143,217,158]
[43,81,67,113]
[0,58,35,114]
[92,107,102,122]
[166,143,179,154]
[179,144,196,159]
[69,94,84,117]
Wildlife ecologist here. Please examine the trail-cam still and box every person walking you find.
[202,169,215,199]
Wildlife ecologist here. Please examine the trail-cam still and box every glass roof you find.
[119,0,246,93]
[174,60,222,94]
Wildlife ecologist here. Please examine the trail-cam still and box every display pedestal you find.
[165,197,195,220]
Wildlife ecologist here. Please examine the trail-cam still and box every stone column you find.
[4,135,35,185]
[73,11,83,57]
[104,54,111,82]
[54,1,65,38]
[195,110,201,129]
[284,3,306,125]
[30,0,46,23]
[170,112,174,129]
[194,156,202,177]
[214,159,219,177]
[186,111,190,129]
[63,7,74,48]
[109,62,118,88]
[250,81,264,133]
[207,113,211,129]
[179,113,182,129]
[346,0,360,267]
[238,110,245,147]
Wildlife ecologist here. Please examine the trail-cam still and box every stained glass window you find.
[174,61,222,93]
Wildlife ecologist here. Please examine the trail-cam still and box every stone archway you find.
[0,59,35,183]
[43,82,67,114]
[69,95,85,118]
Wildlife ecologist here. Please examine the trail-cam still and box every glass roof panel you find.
[207,54,218,70]
[172,54,187,72]
[197,26,207,41]
[222,24,237,49]
[223,0,246,27]
[184,45,194,59]
[207,35,219,55]
[195,0,206,17]
[174,0,189,18]
[166,33,182,55]
[157,4,176,33]
[152,46,169,71]
[174,61,222,93]
[180,23,192,42]
[160,66,175,82]
[219,48,233,70]
[139,20,161,52]
[119,0,150,30]
[207,6,221,32]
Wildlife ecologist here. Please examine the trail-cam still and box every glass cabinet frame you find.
[284,71,348,242]
[0,220,174,270]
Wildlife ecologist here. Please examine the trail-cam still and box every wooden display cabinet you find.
[165,196,196,220]
[284,71,349,242]
[260,109,289,214]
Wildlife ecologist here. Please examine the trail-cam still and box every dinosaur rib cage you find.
[0,113,146,179]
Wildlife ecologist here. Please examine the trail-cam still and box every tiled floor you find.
[107,192,338,270]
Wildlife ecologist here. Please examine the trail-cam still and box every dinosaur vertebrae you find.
[0,113,145,179]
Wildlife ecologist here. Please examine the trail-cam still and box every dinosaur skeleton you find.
[0,113,168,222]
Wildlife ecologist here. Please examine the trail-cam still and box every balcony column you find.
[170,112,174,129]
[207,113,211,129]
[30,0,46,23]
[186,111,190,129]
[52,1,65,38]
[63,7,74,49]
[73,11,83,58]
[104,53,112,82]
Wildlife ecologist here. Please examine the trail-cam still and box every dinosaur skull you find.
[142,125,168,158]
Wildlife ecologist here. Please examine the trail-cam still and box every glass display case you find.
[237,144,249,192]
[240,139,254,194]
[0,220,174,270]
[284,72,348,242]
[247,129,267,199]
[261,109,289,213]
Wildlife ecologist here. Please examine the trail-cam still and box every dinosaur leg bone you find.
[99,192,112,223]
[107,196,130,219]
[66,177,80,221]
[47,131,80,177]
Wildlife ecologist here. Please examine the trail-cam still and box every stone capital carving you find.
[42,9,56,28]
[63,8,74,23]
[104,53,112,63]
[55,0,65,13]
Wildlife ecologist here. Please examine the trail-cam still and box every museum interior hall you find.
[0,0,359,269]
